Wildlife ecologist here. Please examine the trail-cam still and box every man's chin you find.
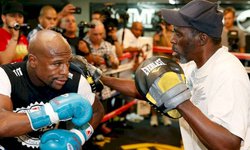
[52,85,63,90]
[50,82,64,90]
[172,54,188,64]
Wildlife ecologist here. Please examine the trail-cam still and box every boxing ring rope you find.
[118,52,133,61]
[231,52,250,60]
[101,99,137,123]
[153,46,173,54]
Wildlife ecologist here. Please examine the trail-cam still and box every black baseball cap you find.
[161,0,223,38]
[2,1,25,15]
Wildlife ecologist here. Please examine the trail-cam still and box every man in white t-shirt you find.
[117,21,143,53]
[160,0,250,149]
[100,0,250,149]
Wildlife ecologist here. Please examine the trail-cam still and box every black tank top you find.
[0,61,82,150]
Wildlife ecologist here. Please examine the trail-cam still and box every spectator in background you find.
[221,7,246,53]
[27,4,75,41]
[84,20,119,69]
[0,1,28,65]
[117,21,143,53]
[59,14,90,57]
[153,21,173,48]
[91,10,104,22]
[91,10,123,57]
[81,11,105,39]
[116,21,144,73]
[153,20,174,58]
[104,18,123,57]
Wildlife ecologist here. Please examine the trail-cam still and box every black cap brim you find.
[4,10,25,15]
[161,9,191,27]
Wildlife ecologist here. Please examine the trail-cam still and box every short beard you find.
[179,55,188,64]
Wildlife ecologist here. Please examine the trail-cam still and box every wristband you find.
[70,123,94,145]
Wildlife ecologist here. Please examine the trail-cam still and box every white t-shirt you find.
[116,28,140,48]
[180,46,250,150]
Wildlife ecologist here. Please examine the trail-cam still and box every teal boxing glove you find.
[26,93,93,130]
[40,123,94,150]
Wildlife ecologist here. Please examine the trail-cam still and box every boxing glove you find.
[135,56,191,119]
[40,123,94,150]
[71,55,103,92]
[26,93,92,130]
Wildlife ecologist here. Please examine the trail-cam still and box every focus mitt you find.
[135,56,191,119]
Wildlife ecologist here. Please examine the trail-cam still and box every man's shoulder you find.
[0,28,10,38]
[231,26,245,34]
[117,28,132,36]
[0,28,7,33]
[1,62,26,77]
[117,28,130,32]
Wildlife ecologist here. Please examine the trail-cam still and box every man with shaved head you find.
[59,14,90,57]
[84,20,119,69]
[0,30,104,150]
[117,21,144,53]
[27,4,76,41]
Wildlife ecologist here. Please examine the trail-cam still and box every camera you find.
[100,3,129,25]
[152,11,167,33]
[78,21,95,28]
[103,18,119,44]
[50,27,65,34]
[228,30,239,52]
[78,21,96,39]
[103,53,112,68]
[101,3,113,20]
[156,19,168,33]
[74,7,82,14]
[9,23,30,31]
[118,10,129,24]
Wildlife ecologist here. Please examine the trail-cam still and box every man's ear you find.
[1,15,6,24]
[28,54,38,68]
[38,16,42,25]
[199,33,208,46]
